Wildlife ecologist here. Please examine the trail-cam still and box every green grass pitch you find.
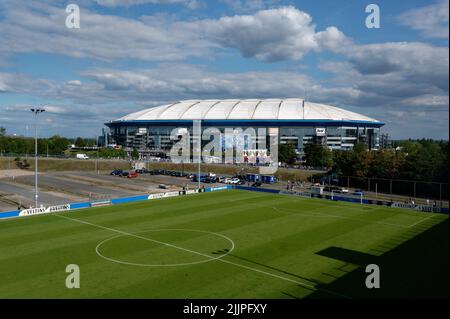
[0,190,448,298]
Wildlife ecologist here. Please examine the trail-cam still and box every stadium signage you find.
[209,186,229,192]
[148,191,180,200]
[19,204,70,216]
[316,128,326,136]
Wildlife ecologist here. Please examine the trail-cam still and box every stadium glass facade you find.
[107,122,381,153]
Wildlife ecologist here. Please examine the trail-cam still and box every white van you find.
[76,154,89,160]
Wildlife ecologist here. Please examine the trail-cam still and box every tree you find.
[278,143,297,165]
[74,137,86,148]
[0,127,5,136]
[131,148,140,160]
[303,144,333,168]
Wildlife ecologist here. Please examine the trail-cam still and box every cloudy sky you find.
[0,0,448,139]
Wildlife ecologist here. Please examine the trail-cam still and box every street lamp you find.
[31,107,45,208]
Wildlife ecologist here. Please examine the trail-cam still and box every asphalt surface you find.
[2,169,447,212]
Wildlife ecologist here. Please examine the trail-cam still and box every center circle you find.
[95,229,235,267]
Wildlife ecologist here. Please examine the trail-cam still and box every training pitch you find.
[0,190,448,298]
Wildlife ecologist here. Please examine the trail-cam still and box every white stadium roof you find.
[115,99,380,123]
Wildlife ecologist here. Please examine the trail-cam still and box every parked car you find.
[217,176,226,183]
[121,171,129,177]
[251,181,262,187]
[353,189,364,196]
[76,153,89,160]
[227,178,240,185]
[127,171,139,179]
[110,169,123,176]
[205,176,218,183]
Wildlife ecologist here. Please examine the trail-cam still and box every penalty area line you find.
[53,213,350,299]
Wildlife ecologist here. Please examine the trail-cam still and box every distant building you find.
[380,133,392,149]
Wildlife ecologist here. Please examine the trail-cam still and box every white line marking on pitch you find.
[95,229,235,267]
[246,202,410,228]
[54,213,350,299]
[407,214,436,228]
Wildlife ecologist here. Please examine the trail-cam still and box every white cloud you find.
[0,4,347,63]
[398,0,449,39]
[95,0,194,7]
[0,3,212,62]
[198,6,348,61]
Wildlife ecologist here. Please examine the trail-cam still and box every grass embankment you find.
[0,157,131,172]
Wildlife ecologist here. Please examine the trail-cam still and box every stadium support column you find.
[30,107,46,208]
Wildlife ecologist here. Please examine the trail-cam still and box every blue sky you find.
[0,0,448,139]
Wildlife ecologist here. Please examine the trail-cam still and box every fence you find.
[310,175,448,202]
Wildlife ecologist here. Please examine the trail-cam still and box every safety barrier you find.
[90,200,112,207]
[1,185,446,219]
[0,210,20,219]
[69,202,91,210]
[391,202,416,209]
[205,186,231,192]
[18,204,71,217]
[111,195,149,205]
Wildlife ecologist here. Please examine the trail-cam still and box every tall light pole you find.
[31,107,45,208]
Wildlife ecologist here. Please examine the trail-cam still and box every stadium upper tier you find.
[110,99,382,126]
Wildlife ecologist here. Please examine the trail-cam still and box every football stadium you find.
[105,99,384,153]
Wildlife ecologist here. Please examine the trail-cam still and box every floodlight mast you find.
[30,107,46,208]
[195,120,201,190]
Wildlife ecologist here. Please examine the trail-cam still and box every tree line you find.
[301,139,449,183]
[0,127,125,158]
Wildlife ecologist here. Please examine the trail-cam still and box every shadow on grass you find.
[211,218,448,299]
[307,218,449,299]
